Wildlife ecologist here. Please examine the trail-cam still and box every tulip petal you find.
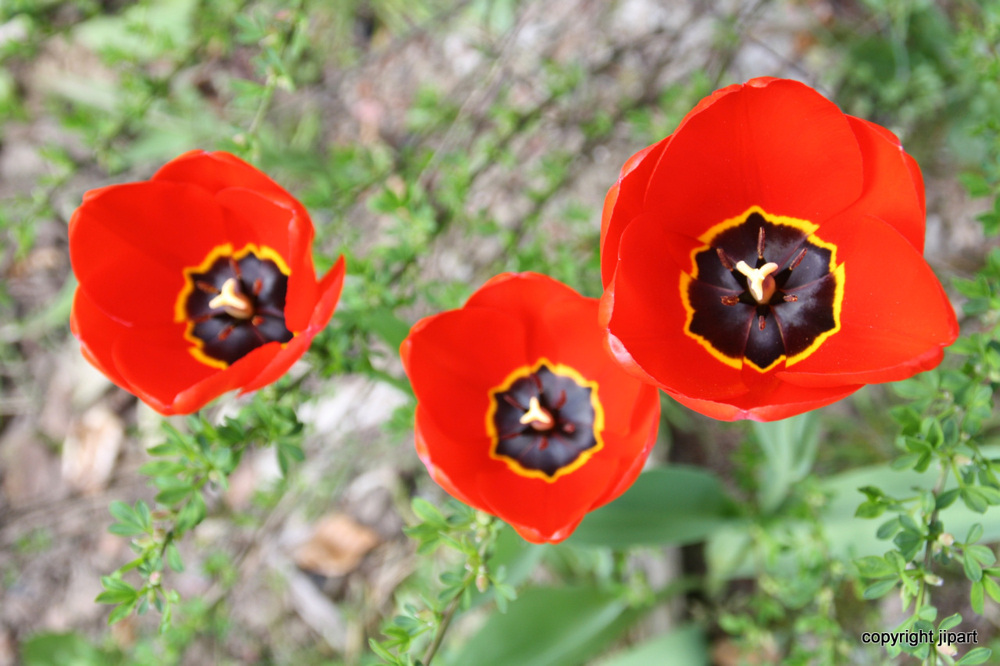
[109,324,223,414]
[778,214,958,387]
[606,213,748,400]
[841,117,926,252]
[239,255,346,394]
[70,289,133,391]
[172,344,284,415]
[401,307,529,443]
[214,186,319,332]
[669,380,862,422]
[600,137,670,287]
[69,181,228,326]
[153,151,303,208]
[402,272,660,543]
[644,78,864,239]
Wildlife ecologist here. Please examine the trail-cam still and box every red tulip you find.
[600,77,958,421]
[401,273,660,543]
[70,150,345,415]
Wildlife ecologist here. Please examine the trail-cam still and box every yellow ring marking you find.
[173,243,292,369]
[484,357,605,483]
[679,205,844,373]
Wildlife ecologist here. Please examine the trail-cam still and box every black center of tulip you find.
[489,363,599,479]
[183,249,293,366]
[685,210,840,371]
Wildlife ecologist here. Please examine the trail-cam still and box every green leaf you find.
[855,556,895,579]
[863,555,894,580]
[937,488,961,510]
[752,412,819,513]
[165,542,184,573]
[369,637,399,665]
[974,484,1000,505]
[967,523,985,545]
[712,447,1000,581]
[964,550,984,582]
[938,612,962,632]
[956,648,992,665]
[134,500,152,531]
[569,466,739,547]
[137,460,188,478]
[107,501,147,536]
[95,577,137,605]
[971,581,985,614]
[108,501,136,525]
[876,517,901,539]
[106,601,136,625]
[967,544,997,566]
[855,501,885,519]
[175,493,206,533]
[445,586,638,666]
[862,578,897,600]
[276,441,304,477]
[959,172,992,197]
[107,522,146,537]
[983,575,1000,603]
[20,631,121,666]
[893,530,922,561]
[412,498,446,526]
[155,483,194,506]
[365,308,412,350]
[962,487,990,514]
[890,453,922,471]
[596,624,708,666]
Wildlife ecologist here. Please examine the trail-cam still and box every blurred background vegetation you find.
[1,0,999,664]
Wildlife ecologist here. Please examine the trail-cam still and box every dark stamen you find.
[783,294,798,303]
[251,315,264,326]
[757,226,765,259]
[253,279,263,296]
[256,306,285,319]
[228,256,242,279]
[758,315,766,331]
[490,362,598,478]
[716,247,735,271]
[789,248,807,270]
[218,324,234,341]
[503,394,526,410]
[196,280,219,294]
[721,295,740,306]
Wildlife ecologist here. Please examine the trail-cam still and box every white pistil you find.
[735,260,779,303]
[519,396,554,431]
[208,278,254,319]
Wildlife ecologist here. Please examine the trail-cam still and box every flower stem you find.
[423,592,463,665]
[423,515,499,665]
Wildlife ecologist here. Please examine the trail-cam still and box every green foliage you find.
[20,631,123,666]
[97,393,305,628]
[569,466,741,547]
[371,500,513,665]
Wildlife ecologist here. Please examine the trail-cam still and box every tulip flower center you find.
[176,244,294,368]
[486,360,605,482]
[682,207,844,372]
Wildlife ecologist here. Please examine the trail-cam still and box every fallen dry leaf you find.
[294,513,380,578]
